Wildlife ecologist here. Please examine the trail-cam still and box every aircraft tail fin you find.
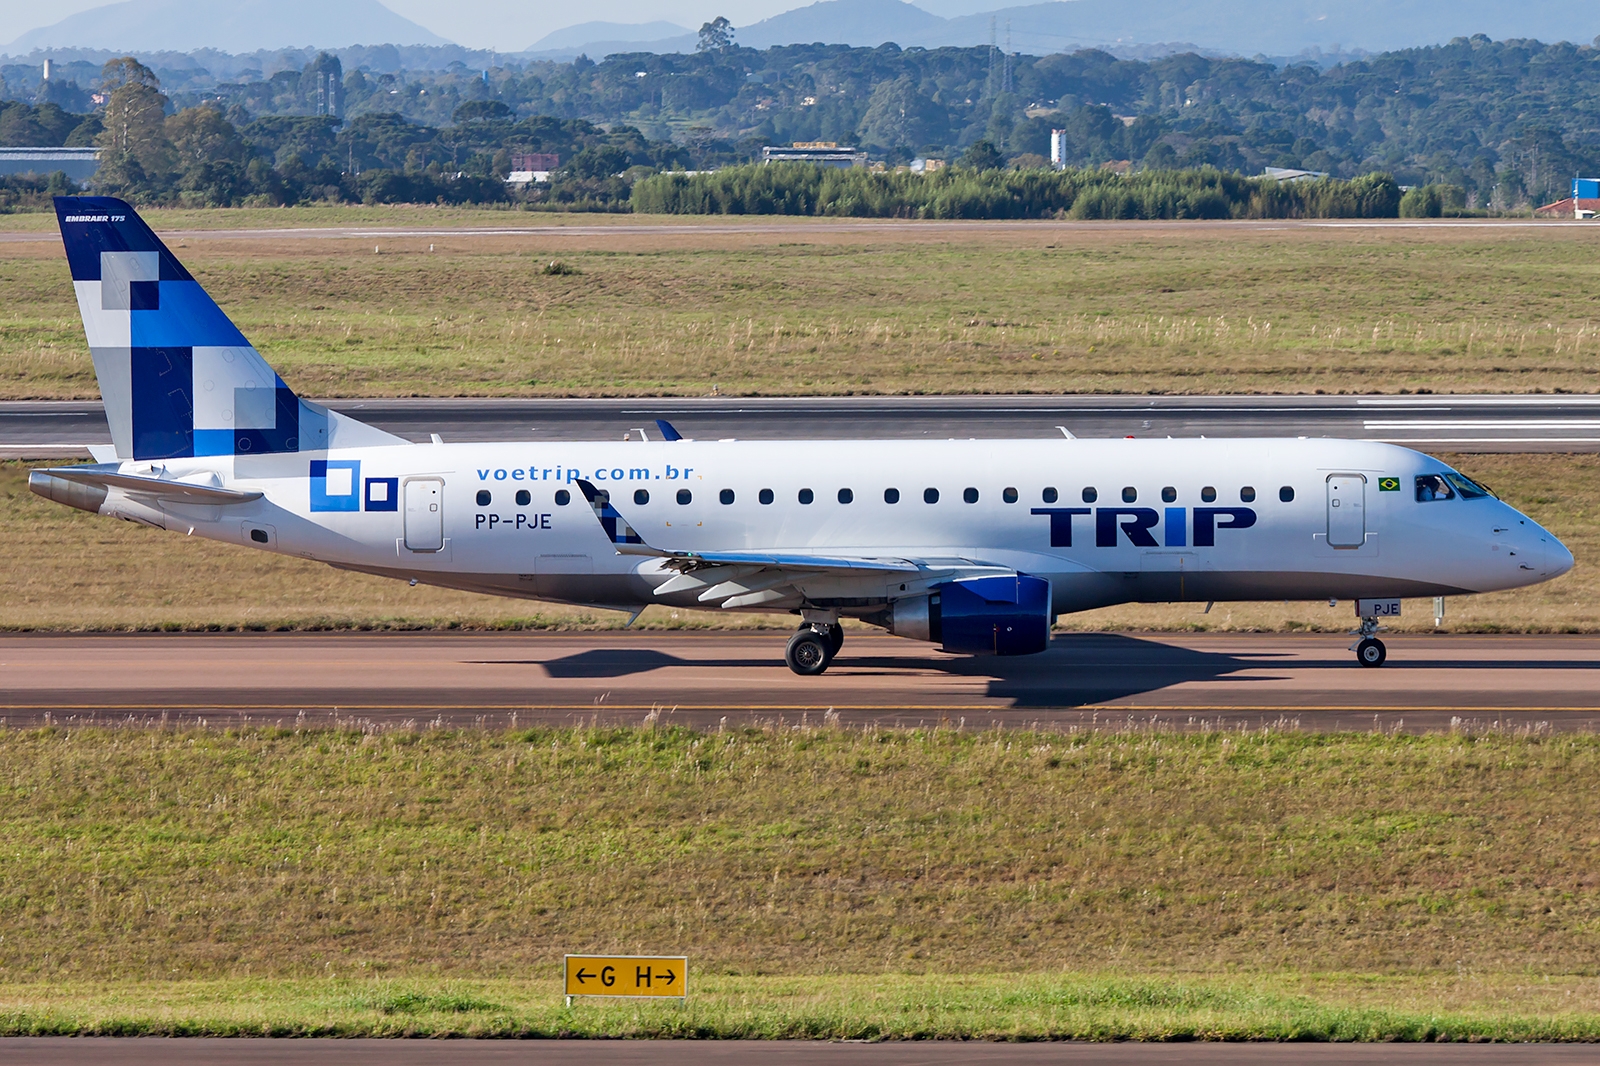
[54,196,401,460]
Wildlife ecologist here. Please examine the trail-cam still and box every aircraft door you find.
[404,478,444,552]
[1326,474,1366,548]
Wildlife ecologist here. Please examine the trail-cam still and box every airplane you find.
[29,197,1575,675]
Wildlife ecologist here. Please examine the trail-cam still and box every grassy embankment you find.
[3,209,1600,398]
[1,453,1593,632]
[4,725,1600,1038]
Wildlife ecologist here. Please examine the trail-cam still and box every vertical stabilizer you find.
[54,196,401,460]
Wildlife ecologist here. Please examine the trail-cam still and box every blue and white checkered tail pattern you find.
[55,195,331,461]
[577,480,645,546]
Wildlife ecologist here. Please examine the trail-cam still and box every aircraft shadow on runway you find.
[519,636,1280,706]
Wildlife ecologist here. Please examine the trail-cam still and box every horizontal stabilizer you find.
[35,465,263,504]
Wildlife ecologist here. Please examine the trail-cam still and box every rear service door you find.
[404,478,444,551]
[1326,474,1366,548]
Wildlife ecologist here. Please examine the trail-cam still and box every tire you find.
[785,630,830,675]
[1356,637,1387,667]
[824,624,845,658]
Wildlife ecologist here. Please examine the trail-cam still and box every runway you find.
[4,631,1599,732]
[0,1037,1594,1065]
[6,393,1600,461]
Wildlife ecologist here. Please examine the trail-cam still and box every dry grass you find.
[5,213,1600,398]
[1,453,1592,633]
[5,725,1600,986]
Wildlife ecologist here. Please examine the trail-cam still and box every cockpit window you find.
[1415,474,1456,502]
[1444,472,1494,499]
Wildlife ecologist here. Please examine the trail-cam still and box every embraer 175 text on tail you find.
[31,198,1575,674]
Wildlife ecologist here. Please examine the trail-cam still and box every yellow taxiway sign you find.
[564,954,688,1000]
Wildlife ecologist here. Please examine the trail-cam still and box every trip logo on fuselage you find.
[1031,506,1256,548]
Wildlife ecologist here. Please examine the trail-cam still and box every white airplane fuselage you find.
[53,435,1569,618]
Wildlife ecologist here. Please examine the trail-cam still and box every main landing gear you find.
[1350,616,1387,668]
[785,622,844,676]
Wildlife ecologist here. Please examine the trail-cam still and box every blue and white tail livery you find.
[33,197,1575,674]
[56,196,396,460]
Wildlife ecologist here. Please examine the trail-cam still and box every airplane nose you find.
[1546,534,1575,578]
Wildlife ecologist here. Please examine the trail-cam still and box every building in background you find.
[761,142,867,168]
[0,147,100,183]
[1535,177,1600,218]
[507,152,559,184]
[1261,166,1329,182]
[1050,129,1066,168]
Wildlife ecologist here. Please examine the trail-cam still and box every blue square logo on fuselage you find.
[310,459,360,512]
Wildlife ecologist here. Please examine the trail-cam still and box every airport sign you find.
[564,954,688,1002]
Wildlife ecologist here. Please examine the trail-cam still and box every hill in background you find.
[6,0,448,53]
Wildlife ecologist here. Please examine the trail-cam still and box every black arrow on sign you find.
[661,968,677,985]
[575,968,594,984]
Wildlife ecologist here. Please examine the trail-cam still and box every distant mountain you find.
[6,0,450,53]
[737,0,944,48]
[528,0,1600,62]
[527,21,690,51]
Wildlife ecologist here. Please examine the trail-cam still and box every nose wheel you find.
[1349,615,1387,667]
[1355,637,1387,667]
[785,623,843,676]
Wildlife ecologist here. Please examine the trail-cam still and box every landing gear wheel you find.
[1356,637,1387,667]
[823,624,845,658]
[785,629,830,675]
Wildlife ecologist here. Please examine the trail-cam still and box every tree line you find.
[632,163,1404,219]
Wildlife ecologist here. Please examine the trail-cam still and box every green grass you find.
[5,212,1600,398]
[6,725,1600,984]
[7,973,1600,1039]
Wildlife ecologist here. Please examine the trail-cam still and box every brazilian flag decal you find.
[1378,477,1401,492]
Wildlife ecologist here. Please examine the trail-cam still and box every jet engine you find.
[873,573,1052,655]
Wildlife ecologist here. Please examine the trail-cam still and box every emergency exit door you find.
[1326,474,1366,548]
[404,478,444,551]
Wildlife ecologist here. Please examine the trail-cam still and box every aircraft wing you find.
[34,465,264,504]
[576,479,996,609]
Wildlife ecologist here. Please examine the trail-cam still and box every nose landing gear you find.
[785,622,844,675]
[1350,615,1387,667]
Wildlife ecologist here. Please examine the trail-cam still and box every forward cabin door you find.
[404,478,444,552]
[1326,474,1366,548]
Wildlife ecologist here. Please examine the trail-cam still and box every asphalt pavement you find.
[6,393,1600,460]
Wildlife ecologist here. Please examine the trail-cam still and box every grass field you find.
[2,452,1593,633]
[4,724,1600,1038]
[5,209,1600,399]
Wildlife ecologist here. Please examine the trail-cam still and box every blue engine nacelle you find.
[876,574,1052,655]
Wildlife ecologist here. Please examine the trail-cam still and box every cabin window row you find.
[477,484,1295,508]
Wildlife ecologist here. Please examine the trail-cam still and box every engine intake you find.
[876,574,1052,656]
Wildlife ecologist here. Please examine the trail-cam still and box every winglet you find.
[576,479,652,551]
[654,419,684,441]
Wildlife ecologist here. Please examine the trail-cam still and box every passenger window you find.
[1042,487,1058,503]
[759,488,774,505]
[1003,487,1018,504]
[720,489,734,505]
[676,489,692,505]
[1444,472,1493,499]
[963,487,979,504]
[799,488,814,505]
[633,489,649,505]
[1161,486,1176,503]
[884,487,900,504]
[476,490,491,506]
[1240,486,1256,503]
[1080,487,1095,503]
[554,489,570,506]
[1279,486,1295,503]
[516,489,531,506]
[838,488,853,504]
[1122,487,1137,503]
[1201,486,1216,503]
[924,488,940,504]
[1415,474,1456,502]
